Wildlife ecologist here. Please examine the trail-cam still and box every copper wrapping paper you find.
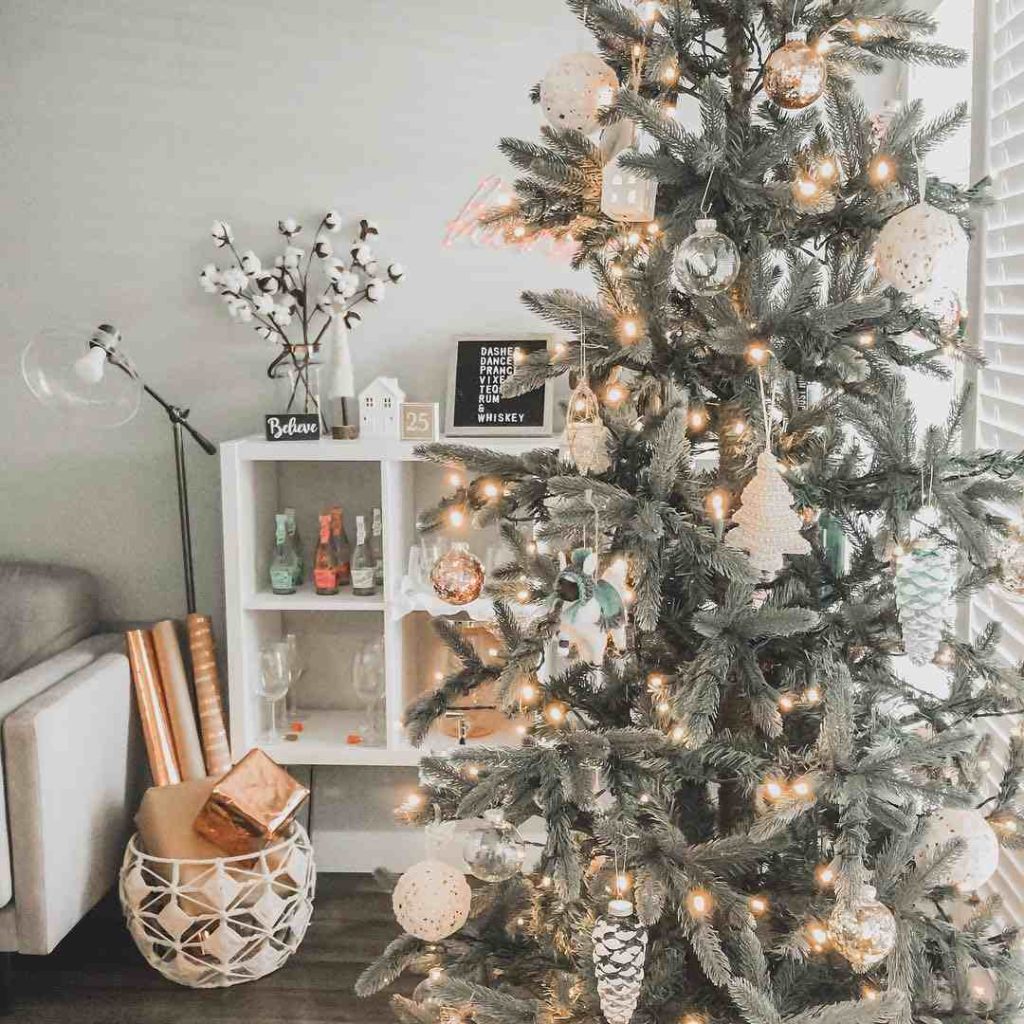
[185,613,232,776]
[152,620,206,781]
[194,748,309,856]
[125,630,181,787]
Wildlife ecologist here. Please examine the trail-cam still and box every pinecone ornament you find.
[592,898,648,1024]
[895,542,953,665]
[725,451,811,576]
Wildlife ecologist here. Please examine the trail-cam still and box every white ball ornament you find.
[392,859,472,941]
[875,203,965,294]
[540,53,618,135]
[915,807,999,891]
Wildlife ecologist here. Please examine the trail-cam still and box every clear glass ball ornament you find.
[763,31,827,110]
[916,286,963,339]
[827,885,897,973]
[461,810,526,882]
[430,542,486,606]
[672,218,741,296]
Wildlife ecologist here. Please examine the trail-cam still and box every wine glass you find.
[284,632,307,722]
[352,638,385,744]
[258,642,291,743]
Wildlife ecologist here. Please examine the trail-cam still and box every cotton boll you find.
[367,280,386,303]
[324,258,345,280]
[387,262,405,282]
[323,209,342,232]
[333,271,360,298]
[210,221,232,247]
[236,305,253,323]
[221,267,248,293]
[270,305,292,327]
[351,244,373,267]
[313,239,332,258]
[240,251,261,276]
[283,246,304,269]
[364,260,380,277]
[359,218,379,239]
[199,270,219,294]
[278,217,300,236]
[254,295,275,315]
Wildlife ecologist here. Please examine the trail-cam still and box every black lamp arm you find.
[141,383,217,456]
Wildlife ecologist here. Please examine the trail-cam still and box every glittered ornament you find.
[592,898,648,1024]
[600,120,657,223]
[462,810,526,882]
[540,53,618,135]
[763,31,827,110]
[875,203,966,294]
[672,218,741,296]
[999,524,1024,600]
[914,807,1000,891]
[393,859,472,941]
[828,886,897,973]
[431,543,486,606]
[563,380,612,474]
[726,451,811,575]
[894,541,953,665]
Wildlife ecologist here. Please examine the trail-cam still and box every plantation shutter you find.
[969,0,1024,917]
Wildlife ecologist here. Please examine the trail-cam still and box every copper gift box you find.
[193,748,309,856]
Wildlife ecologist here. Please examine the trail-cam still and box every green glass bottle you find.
[270,513,299,595]
[371,507,384,587]
[284,507,304,585]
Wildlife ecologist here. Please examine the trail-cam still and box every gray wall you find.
[0,1,896,626]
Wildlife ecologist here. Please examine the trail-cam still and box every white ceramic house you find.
[359,377,406,438]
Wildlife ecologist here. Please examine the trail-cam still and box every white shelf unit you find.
[220,434,548,772]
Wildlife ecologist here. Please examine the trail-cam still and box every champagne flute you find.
[284,632,307,721]
[258,642,291,743]
[352,638,385,744]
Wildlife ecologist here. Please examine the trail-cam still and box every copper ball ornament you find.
[764,31,827,110]
[431,543,486,606]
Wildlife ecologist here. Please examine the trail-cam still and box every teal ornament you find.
[554,548,627,664]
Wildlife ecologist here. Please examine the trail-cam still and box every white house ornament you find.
[540,53,618,135]
[894,540,953,665]
[358,376,405,438]
[392,859,472,941]
[875,203,965,294]
[763,31,827,110]
[554,549,628,664]
[592,898,648,1024]
[827,886,897,973]
[726,451,811,575]
[461,810,526,882]
[600,120,657,224]
[914,807,999,891]
[672,219,741,297]
[563,380,612,474]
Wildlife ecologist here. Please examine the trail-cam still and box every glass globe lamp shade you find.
[21,326,143,429]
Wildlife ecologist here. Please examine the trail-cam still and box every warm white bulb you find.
[74,346,107,384]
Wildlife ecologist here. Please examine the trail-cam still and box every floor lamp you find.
[21,324,216,614]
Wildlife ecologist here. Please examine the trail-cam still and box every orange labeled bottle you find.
[330,506,352,587]
[313,514,340,595]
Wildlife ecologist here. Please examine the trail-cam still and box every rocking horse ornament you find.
[553,549,628,664]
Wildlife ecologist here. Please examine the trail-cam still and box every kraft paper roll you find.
[152,620,206,781]
[125,630,182,787]
[186,614,232,776]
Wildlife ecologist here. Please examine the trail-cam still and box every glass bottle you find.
[371,507,384,586]
[313,513,340,595]
[270,513,298,595]
[284,507,303,585]
[330,506,352,587]
[351,515,377,596]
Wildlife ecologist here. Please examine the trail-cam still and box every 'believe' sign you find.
[264,413,321,441]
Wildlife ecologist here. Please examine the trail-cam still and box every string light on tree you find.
[868,154,896,186]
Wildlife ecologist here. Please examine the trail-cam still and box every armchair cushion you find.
[0,562,99,682]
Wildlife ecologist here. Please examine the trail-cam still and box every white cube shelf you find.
[220,434,548,770]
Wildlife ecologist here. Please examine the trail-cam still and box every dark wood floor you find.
[10,874,413,1023]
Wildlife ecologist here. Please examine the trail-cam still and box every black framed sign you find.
[264,413,321,441]
[444,336,554,436]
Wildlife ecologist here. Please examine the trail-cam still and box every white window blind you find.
[969,0,1024,917]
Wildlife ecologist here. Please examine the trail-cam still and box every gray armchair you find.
[0,561,142,1008]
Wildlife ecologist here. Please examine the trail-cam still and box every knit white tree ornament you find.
[726,451,811,575]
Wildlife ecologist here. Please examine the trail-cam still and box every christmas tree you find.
[358,3,1024,1023]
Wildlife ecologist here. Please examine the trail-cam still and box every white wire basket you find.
[119,822,316,988]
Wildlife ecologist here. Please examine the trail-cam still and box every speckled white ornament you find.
[540,53,618,135]
[914,807,999,891]
[875,203,965,294]
[392,859,472,941]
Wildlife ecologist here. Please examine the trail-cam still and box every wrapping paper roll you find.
[125,630,181,787]
[152,620,206,781]
[186,614,232,776]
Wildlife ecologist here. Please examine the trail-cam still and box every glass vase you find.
[271,353,328,432]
